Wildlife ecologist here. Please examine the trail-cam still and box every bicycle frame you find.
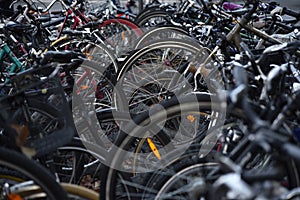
[0,42,23,82]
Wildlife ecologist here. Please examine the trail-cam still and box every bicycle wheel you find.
[98,18,143,56]
[100,93,226,199]
[135,10,173,27]
[141,117,300,199]
[141,147,219,200]
[42,137,105,191]
[54,38,120,117]
[134,25,190,49]
[72,59,121,145]
[117,37,209,80]
[134,5,162,23]
[43,110,145,192]
[115,38,215,115]
[0,147,68,199]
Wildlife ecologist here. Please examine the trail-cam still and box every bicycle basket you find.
[0,66,74,158]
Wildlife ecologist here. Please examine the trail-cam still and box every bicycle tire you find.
[114,38,213,115]
[134,5,162,23]
[134,25,190,49]
[0,147,68,199]
[135,10,173,27]
[141,107,300,199]
[43,137,106,189]
[117,38,206,80]
[72,59,124,145]
[141,147,219,200]
[99,93,225,200]
[100,18,143,35]
[98,18,143,56]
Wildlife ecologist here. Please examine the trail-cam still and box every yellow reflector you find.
[147,138,161,160]
[41,89,47,94]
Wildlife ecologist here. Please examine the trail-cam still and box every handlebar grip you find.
[275,22,293,32]
[61,30,84,36]
[41,17,65,28]
[40,51,85,64]
[282,7,300,19]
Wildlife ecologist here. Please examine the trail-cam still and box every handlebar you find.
[39,50,85,65]
[282,7,300,19]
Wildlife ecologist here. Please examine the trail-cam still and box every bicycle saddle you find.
[222,2,248,16]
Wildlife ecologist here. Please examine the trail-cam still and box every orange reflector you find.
[85,52,93,59]
[121,32,125,41]
[187,115,195,123]
[81,85,89,90]
[8,194,22,200]
[147,138,161,160]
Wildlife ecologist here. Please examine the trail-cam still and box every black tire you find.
[114,38,214,115]
[135,10,173,27]
[72,59,120,145]
[141,147,219,200]
[0,147,68,199]
[134,25,190,49]
[134,5,163,23]
[117,38,206,81]
[42,137,106,190]
[99,93,225,200]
